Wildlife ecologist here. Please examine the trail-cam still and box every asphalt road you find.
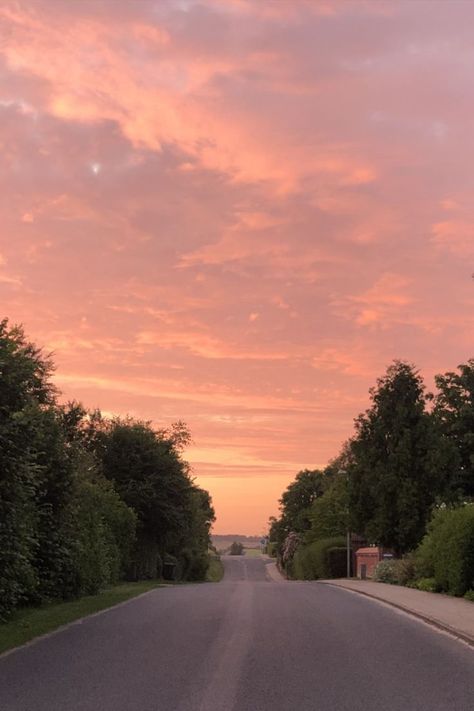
[1,555,474,711]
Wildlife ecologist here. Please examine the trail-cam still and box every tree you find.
[433,359,474,499]
[279,469,325,534]
[307,471,348,542]
[348,361,439,555]
[0,320,56,617]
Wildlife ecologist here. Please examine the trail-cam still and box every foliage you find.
[206,556,224,582]
[464,590,474,602]
[0,319,56,618]
[292,536,346,580]
[0,319,215,620]
[373,560,399,585]
[229,541,244,555]
[348,361,440,555]
[415,505,474,596]
[281,531,301,570]
[373,556,417,586]
[407,577,439,593]
[268,470,325,557]
[266,542,278,558]
[307,470,348,542]
[433,360,474,500]
[280,469,325,533]
[72,470,137,595]
[393,555,416,586]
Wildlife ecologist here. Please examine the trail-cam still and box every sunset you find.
[1,1,474,707]
[1,1,473,534]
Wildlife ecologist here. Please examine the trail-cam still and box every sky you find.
[0,0,473,534]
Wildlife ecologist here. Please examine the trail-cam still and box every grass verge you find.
[0,580,163,655]
[243,547,262,558]
[207,556,225,582]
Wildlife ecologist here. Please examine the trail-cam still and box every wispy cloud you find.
[1,0,473,532]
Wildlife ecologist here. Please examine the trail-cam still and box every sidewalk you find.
[262,556,287,582]
[319,579,474,647]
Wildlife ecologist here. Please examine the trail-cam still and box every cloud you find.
[1,0,474,533]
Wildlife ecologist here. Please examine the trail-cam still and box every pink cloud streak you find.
[1,0,473,532]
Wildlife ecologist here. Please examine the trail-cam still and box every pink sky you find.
[1,0,473,534]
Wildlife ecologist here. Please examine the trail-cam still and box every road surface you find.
[1,555,473,710]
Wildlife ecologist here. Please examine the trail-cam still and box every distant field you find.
[212,535,262,551]
[243,548,262,558]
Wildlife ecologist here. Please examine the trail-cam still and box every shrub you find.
[281,532,301,569]
[415,505,474,596]
[373,559,399,585]
[180,548,209,581]
[410,577,439,593]
[266,542,278,558]
[292,536,346,580]
[229,541,244,555]
[395,554,417,586]
[373,556,417,586]
[464,590,474,602]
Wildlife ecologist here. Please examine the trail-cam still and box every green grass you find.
[206,556,225,582]
[0,580,163,655]
[243,547,262,558]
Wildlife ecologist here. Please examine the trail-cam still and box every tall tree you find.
[0,319,55,617]
[348,361,439,555]
[433,359,474,499]
[307,471,349,542]
[270,469,326,552]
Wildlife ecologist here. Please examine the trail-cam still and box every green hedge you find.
[292,536,346,580]
[415,505,474,596]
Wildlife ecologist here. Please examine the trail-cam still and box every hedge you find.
[292,536,346,580]
[416,505,474,596]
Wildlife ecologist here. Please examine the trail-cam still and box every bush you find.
[395,554,417,586]
[266,542,278,558]
[408,577,439,593]
[229,541,244,555]
[373,560,399,585]
[373,556,417,586]
[281,532,301,572]
[415,505,474,596]
[292,536,346,580]
[180,548,209,581]
[464,590,474,602]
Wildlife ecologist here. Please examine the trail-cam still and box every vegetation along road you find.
[1,555,474,711]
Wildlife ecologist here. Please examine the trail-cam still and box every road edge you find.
[0,586,166,660]
[318,581,474,649]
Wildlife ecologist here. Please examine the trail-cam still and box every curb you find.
[319,581,474,649]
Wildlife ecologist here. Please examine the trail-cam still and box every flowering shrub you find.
[373,560,399,584]
[281,532,301,567]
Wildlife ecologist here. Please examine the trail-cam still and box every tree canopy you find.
[0,319,215,620]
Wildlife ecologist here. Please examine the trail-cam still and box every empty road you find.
[1,555,473,710]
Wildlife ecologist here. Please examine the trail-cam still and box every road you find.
[1,555,473,710]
